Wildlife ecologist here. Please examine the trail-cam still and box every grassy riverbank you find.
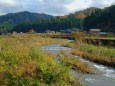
[58,51,93,74]
[0,34,83,86]
[70,42,115,68]
[81,37,115,47]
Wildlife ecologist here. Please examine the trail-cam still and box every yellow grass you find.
[71,41,115,67]
[0,34,83,86]
[58,51,93,74]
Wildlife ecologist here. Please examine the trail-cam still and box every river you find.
[41,44,115,86]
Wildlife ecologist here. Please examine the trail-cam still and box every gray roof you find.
[90,29,101,31]
[100,32,107,34]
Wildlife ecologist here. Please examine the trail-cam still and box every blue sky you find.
[0,0,115,16]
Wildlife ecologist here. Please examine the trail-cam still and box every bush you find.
[0,34,82,86]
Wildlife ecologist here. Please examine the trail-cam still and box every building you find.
[45,30,55,34]
[89,29,101,37]
[72,28,82,32]
[65,29,72,34]
[60,29,72,34]
[12,31,17,35]
[60,30,65,34]
[100,32,107,38]
[60,29,81,34]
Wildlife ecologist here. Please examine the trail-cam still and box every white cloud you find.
[65,0,93,12]
[0,0,115,16]
[102,0,115,7]
[91,0,115,8]
[0,0,15,6]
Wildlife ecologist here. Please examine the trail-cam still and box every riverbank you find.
[0,34,83,86]
[63,41,115,68]
[42,43,115,86]
[58,51,93,74]
[83,37,115,47]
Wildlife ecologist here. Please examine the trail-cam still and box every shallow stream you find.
[41,44,115,86]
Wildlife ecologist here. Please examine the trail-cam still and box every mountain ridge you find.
[0,11,54,25]
[84,5,115,32]
[0,5,115,33]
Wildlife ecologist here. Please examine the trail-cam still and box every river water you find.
[41,44,115,86]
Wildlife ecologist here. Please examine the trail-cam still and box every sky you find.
[0,0,115,16]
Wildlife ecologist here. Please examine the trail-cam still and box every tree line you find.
[0,5,115,33]
[13,15,84,33]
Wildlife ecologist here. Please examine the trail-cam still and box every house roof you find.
[100,32,107,34]
[60,30,65,31]
[90,29,101,31]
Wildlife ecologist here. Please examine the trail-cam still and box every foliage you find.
[0,21,14,34]
[0,11,53,25]
[58,51,93,74]
[0,11,53,33]
[0,5,115,33]
[12,7,100,33]
[71,41,115,67]
[0,34,82,86]
[84,5,115,32]
[13,15,83,33]
[28,29,36,34]
[72,32,85,40]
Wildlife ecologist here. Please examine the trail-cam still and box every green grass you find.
[61,42,73,48]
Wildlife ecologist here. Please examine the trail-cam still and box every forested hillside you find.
[13,7,98,33]
[0,11,53,33]
[0,11,53,24]
[84,5,115,32]
[13,15,82,32]
[0,5,115,33]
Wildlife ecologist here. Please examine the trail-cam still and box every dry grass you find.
[58,51,93,74]
[0,34,83,86]
[71,41,115,67]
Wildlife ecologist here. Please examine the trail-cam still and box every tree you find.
[28,29,36,34]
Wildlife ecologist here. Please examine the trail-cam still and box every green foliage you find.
[0,5,115,33]
[84,5,115,32]
[0,11,53,33]
[0,21,14,34]
[0,11,53,25]
[12,7,99,33]
[13,15,83,33]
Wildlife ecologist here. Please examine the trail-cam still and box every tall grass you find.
[71,40,115,67]
[0,34,83,86]
[58,51,93,74]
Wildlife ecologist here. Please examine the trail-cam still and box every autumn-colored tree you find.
[72,32,84,40]
[28,29,36,34]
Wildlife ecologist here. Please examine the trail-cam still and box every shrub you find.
[0,34,82,86]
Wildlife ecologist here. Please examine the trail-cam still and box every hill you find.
[73,7,100,19]
[0,11,53,33]
[1,5,115,33]
[57,7,99,19]
[84,5,115,32]
[13,7,99,33]
[0,11,53,24]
